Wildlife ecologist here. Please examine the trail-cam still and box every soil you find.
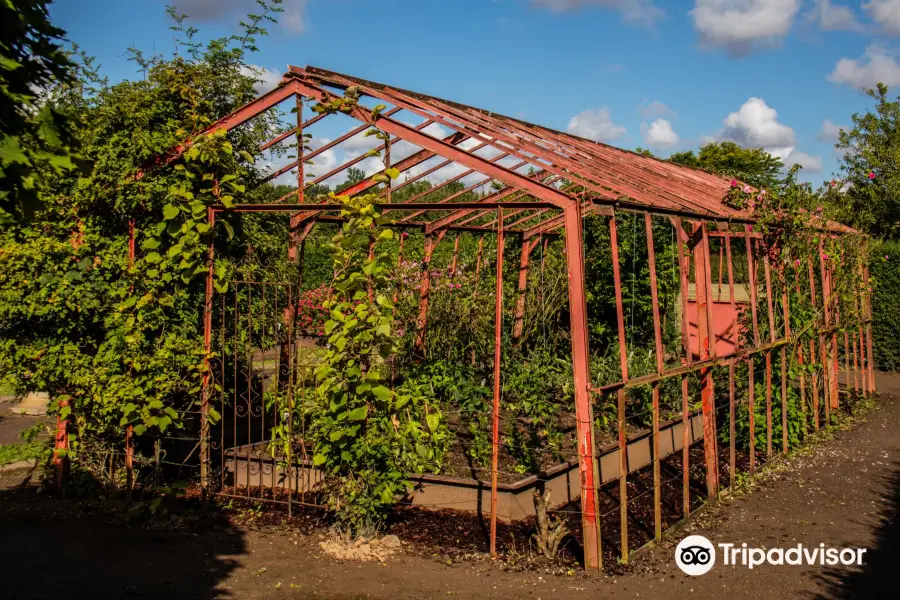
[0,373,897,599]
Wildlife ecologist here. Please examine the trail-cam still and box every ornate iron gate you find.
[208,281,321,511]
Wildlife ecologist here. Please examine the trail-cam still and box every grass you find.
[0,440,48,466]
[0,423,51,467]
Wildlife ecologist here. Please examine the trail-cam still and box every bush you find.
[871,241,900,371]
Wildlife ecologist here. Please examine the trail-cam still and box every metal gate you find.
[207,281,322,510]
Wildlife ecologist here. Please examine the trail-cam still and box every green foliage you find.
[0,0,84,223]
[871,242,900,370]
[669,141,784,190]
[0,0,289,489]
[726,375,805,454]
[0,423,51,466]
[310,192,448,532]
[502,349,573,468]
[833,84,900,239]
[404,360,492,466]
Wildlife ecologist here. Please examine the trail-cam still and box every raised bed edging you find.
[223,412,704,522]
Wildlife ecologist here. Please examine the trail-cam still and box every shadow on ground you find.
[810,461,900,599]
[0,481,247,600]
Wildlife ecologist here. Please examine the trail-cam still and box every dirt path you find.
[1,375,898,599]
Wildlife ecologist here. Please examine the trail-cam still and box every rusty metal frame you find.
[142,66,868,573]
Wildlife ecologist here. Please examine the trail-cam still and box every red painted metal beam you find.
[563,203,602,571]
[608,215,630,564]
[644,213,663,541]
[282,76,575,209]
[490,208,504,557]
[691,222,719,500]
[513,237,540,339]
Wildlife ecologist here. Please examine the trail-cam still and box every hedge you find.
[871,241,900,371]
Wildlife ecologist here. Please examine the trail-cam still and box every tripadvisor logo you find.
[675,535,868,576]
[676,535,716,576]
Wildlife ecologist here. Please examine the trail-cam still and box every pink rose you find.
[743,185,752,194]
[730,179,739,188]
[869,172,876,180]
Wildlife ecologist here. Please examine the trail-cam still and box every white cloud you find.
[779,149,824,172]
[690,0,802,56]
[828,44,900,89]
[720,97,795,148]
[170,0,308,33]
[567,108,627,142]
[531,0,664,26]
[300,137,338,182]
[863,0,900,33]
[714,97,821,173]
[806,0,864,31]
[641,118,680,148]
[639,100,675,119]
[817,119,846,141]
[240,64,283,94]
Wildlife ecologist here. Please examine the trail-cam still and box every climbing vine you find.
[310,191,449,532]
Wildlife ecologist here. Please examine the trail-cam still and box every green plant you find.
[871,242,900,371]
[726,377,805,454]
[0,0,84,224]
[0,424,51,466]
[310,191,448,532]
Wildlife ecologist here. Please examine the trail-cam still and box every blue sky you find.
[50,0,900,184]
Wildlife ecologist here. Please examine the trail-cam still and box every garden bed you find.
[222,410,705,522]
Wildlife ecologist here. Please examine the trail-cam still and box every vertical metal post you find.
[781,264,790,454]
[855,285,865,396]
[514,238,536,339]
[744,227,760,472]
[820,252,839,412]
[723,228,738,489]
[763,254,775,459]
[52,397,69,492]
[416,234,435,352]
[808,257,822,429]
[609,214,630,564]
[385,134,391,204]
[564,203,602,570]
[864,265,875,392]
[200,207,215,502]
[474,236,484,296]
[692,222,718,500]
[490,209,504,557]
[451,233,460,274]
[472,235,485,367]
[674,219,692,515]
[644,213,663,541]
[296,94,304,201]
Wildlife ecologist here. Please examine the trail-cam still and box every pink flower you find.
[794,259,801,267]
[869,172,876,180]
[830,179,837,188]
[743,185,752,194]
[822,253,829,261]
[730,179,739,188]
[886,254,890,260]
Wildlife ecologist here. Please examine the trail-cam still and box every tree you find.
[667,150,700,169]
[674,141,783,190]
[0,0,292,487]
[834,83,900,240]
[0,0,83,223]
[336,166,367,192]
